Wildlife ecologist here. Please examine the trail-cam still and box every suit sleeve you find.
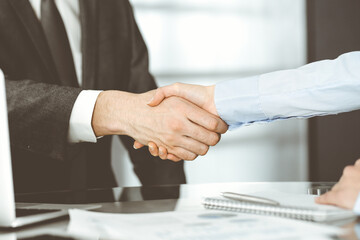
[117,1,186,186]
[5,77,81,161]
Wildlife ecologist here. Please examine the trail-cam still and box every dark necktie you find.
[40,0,79,87]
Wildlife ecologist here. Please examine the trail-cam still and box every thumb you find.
[148,84,180,107]
[147,88,167,107]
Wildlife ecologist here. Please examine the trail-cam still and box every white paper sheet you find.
[67,209,344,240]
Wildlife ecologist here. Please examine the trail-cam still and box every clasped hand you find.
[132,83,221,161]
[92,88,227,162]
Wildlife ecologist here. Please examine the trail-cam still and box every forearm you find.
[91,90,138,137]
[216,51,360,128]
[5,78,81,160]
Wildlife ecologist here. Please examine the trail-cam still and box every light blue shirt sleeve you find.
[215,51,360,130]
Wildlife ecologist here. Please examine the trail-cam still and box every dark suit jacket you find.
[0,0,185,193]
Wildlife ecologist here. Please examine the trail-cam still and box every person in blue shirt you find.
[133,51,360,213]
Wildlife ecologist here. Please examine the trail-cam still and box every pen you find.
[221,192,280,206]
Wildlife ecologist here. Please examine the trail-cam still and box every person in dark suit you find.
[1,0,227,193]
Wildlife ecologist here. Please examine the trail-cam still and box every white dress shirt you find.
[29,0,101,143]
[215,51,360,214]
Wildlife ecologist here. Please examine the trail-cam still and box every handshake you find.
[92,83,228,162]
[134,83,227,162]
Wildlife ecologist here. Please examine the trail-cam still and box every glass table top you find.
[3,182,359,240]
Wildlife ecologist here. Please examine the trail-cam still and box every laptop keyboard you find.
[16,208,61,217]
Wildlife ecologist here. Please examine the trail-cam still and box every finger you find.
[158,146,168,160]
[184,122,221,147]
[167,154,182,162]
[148,142,159,157]
[174,136,210,156]
[133,141,145,149]
[170,147,198,161]
[148,84,182,107]
[148,89,166,107]
[186,105,228,134]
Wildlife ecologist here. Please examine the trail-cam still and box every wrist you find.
[92,90,133,137]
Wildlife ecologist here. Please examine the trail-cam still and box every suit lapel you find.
[8,0,59,84]
[79,0,98,89]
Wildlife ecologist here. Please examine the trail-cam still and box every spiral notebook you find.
[202,191,355,222]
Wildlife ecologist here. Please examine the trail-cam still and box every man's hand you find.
[315,159,360,210]
[132,83,225,161]
[92,90,227,161]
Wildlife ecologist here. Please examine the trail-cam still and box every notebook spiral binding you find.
[202,198,318,221]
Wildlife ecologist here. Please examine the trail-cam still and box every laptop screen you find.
[0,69,16,226]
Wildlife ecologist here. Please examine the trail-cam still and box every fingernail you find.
[159,149,164,156]
[133,144,138,149]
[149,145,154,151]
[147,97,154,105]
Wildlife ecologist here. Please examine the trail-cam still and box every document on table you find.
[67,209,345,240]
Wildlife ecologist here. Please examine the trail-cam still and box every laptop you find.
[0,71,68,228]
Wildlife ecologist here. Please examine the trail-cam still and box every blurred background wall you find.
[112,0,308,186]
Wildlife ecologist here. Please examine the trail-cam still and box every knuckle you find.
[168,119,183,132]
[172,82,183,93]
[172,82,181,89]
[209,133,220,146]
[207,118,219,131]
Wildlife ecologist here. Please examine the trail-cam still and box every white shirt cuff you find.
[215,76,267,130]
[68,90,102,143]
[353,192,360,215]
